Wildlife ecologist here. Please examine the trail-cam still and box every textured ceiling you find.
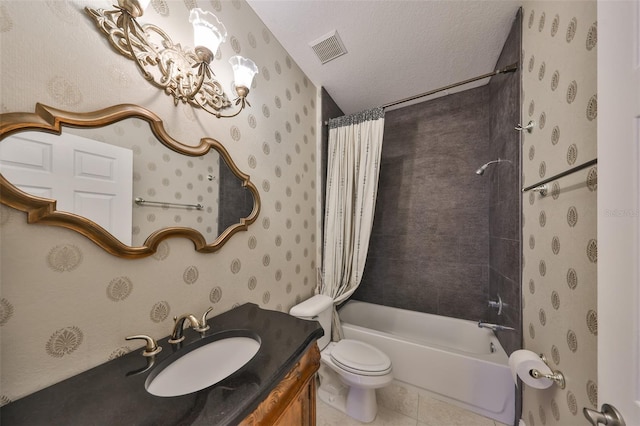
[246,1,521,115]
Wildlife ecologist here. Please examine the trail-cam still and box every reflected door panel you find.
[0,131,133,245]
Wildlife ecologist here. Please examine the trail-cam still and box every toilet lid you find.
[330,339,392,375]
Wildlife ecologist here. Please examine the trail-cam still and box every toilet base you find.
[317,363,379,423]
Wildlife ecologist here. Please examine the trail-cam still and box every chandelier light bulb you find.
[229,56,259,93]
[190,8,227,59]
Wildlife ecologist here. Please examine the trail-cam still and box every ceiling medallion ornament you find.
[85,0,258,118]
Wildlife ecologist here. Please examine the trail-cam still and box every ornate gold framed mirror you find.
[0,103,260,258]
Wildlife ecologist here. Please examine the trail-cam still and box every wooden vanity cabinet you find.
[240,343,320,426]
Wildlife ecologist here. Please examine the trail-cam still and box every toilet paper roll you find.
[508,349,553,389]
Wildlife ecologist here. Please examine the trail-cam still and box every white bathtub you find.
[338,300,515,425]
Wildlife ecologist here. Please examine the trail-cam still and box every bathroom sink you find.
[145,330,261,397]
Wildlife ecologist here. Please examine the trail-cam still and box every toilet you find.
[290,294,393,423]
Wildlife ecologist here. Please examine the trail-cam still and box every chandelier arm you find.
[122,12,155,81]
[157,58,177,88]
[127,10,146,35]
[155,53,194,106]
[189,63,209,100]
[191,96,244,119]
[193,100,225,118]
[181,72,201,104]
[214,98,247,118]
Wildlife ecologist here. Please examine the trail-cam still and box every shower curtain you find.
[319,107,385,340]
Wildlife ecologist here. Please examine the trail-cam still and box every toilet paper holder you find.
[529,354,565,389]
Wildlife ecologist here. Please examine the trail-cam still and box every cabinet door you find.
[240,343,320,426]
[275,375,316,426]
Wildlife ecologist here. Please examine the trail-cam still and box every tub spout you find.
[478,321,515,332]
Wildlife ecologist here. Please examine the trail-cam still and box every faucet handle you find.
[125,334,162,357]
[194,307,213,332]
[488,294,505,315]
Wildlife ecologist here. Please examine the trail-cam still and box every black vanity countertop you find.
[0,303,323,426]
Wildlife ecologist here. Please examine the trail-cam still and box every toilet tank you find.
[289,294,333,350]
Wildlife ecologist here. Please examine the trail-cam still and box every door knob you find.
[583,404,626,426]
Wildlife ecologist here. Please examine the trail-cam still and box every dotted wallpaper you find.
[0,0,319,402]
[521,2,597,425]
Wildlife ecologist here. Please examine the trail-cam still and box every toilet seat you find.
[330,339,392,376]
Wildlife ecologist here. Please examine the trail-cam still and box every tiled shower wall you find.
[353,84,491,319]
[354,12,522,327]
[521,2,598,425]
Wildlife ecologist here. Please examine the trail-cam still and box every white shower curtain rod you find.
[324,62,518,124]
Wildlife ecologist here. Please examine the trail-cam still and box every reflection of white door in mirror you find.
[0,131,133,245]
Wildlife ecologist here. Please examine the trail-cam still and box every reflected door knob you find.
[583,404,626,426]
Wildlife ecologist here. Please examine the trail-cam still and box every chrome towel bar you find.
[522,158,597,193]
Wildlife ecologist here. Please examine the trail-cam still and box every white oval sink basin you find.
[146,334,260,397]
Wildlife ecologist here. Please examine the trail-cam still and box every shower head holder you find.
[515,120,536,133]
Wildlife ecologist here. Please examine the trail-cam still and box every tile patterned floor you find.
[316,381,511,426]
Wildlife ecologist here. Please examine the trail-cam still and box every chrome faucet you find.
[477,321,516,332]
[168,307,213,343]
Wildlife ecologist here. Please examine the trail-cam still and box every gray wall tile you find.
[353,12,522,361]
[355,85,492,319]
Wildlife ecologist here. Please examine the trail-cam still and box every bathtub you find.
[338,300,515,425]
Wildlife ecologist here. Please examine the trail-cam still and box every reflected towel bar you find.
[522,158,597,193]
[135,197,204,210]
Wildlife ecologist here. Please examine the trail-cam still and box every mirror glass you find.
[0,104,259,258]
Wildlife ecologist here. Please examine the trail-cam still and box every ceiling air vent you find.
[309,30,347,64]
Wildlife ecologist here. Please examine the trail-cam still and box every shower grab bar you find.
[477,321,516,332]
[134,197,204,210]
[522,158,597,193]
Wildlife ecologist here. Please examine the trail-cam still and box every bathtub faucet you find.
[477,321,515,332]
